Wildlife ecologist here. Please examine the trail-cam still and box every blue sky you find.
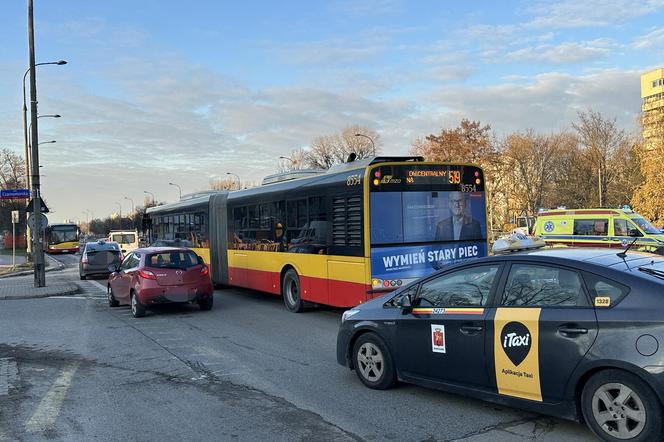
[1,0,663,222]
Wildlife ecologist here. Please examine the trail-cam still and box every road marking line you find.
[47,296,87,300]
[26,362,79,433]
[87,280,107,292]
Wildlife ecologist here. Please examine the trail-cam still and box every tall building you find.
[641,68,664,149]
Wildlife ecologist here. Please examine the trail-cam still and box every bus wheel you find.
[282,269,304,313]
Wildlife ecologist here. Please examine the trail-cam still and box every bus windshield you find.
[369,164,487,284]
[49,227,79,244]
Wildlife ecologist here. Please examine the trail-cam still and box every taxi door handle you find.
[460,325,483,335]
[558,326,588,336]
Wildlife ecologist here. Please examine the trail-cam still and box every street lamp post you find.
[226,172,240,189]
[124,196,134,228]
[26,115,61,190]
[22,61,65,191]
[123,196,134,214]
[114,201,122,229]
[354,133,376,157]
[143,190,155,206]
[168,182,182,199]
[27,0,52,287]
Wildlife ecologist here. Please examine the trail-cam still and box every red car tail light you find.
[138,269,157,280]
[200,265,209,277]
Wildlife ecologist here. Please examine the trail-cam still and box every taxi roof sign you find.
[492,233,546,254]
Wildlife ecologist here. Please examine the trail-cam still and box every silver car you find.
[79,241,122,280]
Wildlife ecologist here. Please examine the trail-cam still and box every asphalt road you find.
[0,254,596,441]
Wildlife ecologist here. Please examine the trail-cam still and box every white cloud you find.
[426,69,641,136]
[633,27,664,48]
[505,39,614,64]
[524,0,664,29]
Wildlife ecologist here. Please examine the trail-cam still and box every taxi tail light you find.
[138,269,156,280]
[200,265,209,277]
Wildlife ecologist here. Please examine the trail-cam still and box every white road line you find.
[87,280,107,292]
[25,362,80,433]
[47,296,87,300]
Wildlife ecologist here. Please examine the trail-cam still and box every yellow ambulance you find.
[533,208,664,253]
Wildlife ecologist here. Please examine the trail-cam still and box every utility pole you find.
[28,0,45,287]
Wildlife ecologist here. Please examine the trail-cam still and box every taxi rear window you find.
[582,272,629,307]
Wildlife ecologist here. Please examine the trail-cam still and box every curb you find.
[0,282,80,300]
[0,253,67,279]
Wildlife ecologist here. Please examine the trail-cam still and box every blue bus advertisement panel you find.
[369,164,487,290]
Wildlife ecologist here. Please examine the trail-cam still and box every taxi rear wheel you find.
[352,333,396,390]
[581,369,662,441]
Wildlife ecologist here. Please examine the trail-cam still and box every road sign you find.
[11,210,19,224]
[27,213,48,232]
[0,189,30,200]
[26,197,49,213]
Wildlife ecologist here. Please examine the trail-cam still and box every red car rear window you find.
[147,251,200,269]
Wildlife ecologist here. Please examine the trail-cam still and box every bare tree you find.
[503,131,567,215]
[572,110,629,207]
[304,125,381,169]
[277,148,309,172]
[0,148,26,188]
[209,177,241,191]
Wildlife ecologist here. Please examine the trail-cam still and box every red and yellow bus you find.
[145,156,488,311]
[45,223,80,253]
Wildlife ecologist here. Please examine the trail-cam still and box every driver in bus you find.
[434,191,483,241]
[275,222,288,252]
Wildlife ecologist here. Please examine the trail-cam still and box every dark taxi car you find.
[107,247,214,318]
[337,248,664,441]
[79,241,122,280]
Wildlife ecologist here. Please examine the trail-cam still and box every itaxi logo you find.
[500,321,531,366]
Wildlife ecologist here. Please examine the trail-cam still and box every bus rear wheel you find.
[282,269,304,313]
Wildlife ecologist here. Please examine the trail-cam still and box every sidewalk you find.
[0,254,65,279]
[0,255,77,300]
[0,279,79,300]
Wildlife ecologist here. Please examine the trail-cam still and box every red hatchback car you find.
[107,247,214,318]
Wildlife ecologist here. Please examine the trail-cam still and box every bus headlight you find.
[342,309,360,323]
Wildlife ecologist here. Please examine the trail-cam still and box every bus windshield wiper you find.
[638,267,664,280]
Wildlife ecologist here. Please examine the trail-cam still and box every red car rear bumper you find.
[137,282,214,305]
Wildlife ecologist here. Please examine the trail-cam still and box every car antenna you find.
[617,238,638,259]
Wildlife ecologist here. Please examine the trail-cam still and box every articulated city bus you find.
[145,156,488,311]
[45,223,80,253]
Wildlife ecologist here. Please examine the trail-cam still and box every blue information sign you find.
[0,189,30,199]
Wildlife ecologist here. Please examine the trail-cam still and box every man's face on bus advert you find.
[448,192,465,218]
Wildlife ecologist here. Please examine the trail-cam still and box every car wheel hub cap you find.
[592,382,646,439]
[357,343,383,382]
[131,296,136,314]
